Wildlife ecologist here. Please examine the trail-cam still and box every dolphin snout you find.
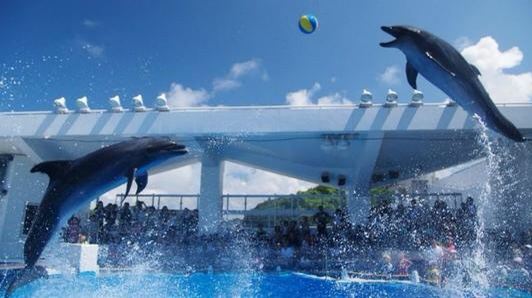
[380,26,394,35]
[149,141,188,155]
[380,26,399,48]
[164,142,187,153]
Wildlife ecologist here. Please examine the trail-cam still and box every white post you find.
[345,134,383,225]
[198,154,224,234]
[347,187,371,225]
[0,155,47,261]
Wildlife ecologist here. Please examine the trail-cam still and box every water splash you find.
[466,115,494,294]
[453,114,527,296]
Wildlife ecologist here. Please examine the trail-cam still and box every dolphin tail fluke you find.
[4,266,47,297]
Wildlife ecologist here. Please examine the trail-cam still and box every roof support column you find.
[346,134,383,225]
[0,154,47,261]
[198,153,224,234]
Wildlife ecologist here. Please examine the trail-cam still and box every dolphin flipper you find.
[406,61,418,89]
[135,172,148,195]
[124,168,137,198]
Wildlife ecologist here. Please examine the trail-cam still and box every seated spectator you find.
[299,216,311,239]
[255,223,268,243]
[426,262,441,287]
[87,213,100,244]
[397,252,412,276]
[380,253,394,277]
[79,233,88,244]
[160,206,171,227]
[286,220,301,247]
[280,238,295,260]
[443,236,457,259]
[104,203,118,225]
[65,216,81,243]
[313,206,330,238]
[119,202,132,226]
[425,239,444,269]
[281,220,289,236]
[92,201,105,229]
[272,225,283,246]
[132,200,146,223]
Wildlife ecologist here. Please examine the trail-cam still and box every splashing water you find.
[455,114,526,296]
[464,115,495,295]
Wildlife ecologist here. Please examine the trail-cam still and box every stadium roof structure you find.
[1,97,531,260]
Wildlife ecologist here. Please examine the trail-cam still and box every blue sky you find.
[1,0,531,111]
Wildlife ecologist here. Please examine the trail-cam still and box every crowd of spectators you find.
[63,201,200,246]
[62,196,530,289]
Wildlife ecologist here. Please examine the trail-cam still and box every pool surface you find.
[3,271,531,298]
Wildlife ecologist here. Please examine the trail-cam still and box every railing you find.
[221,193,347,228]
[109,191,463,228]
[114,194,199,210]
[5,101,532,116]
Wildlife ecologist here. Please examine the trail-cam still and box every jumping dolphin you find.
[5,137,187,296]
[380,25,524,142]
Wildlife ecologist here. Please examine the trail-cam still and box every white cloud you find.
[461,36,532,103]
[454,36,472,51]
[82,19,100,28]
[224,162,315,195]
[81,42,104,58]
[212,59,262,93]
[285,83,353,106]
[285,82,321,106]
[212,78,241,92]
[164,82,210,107]
[378,65,401,85]
[317,93,353,105]
[161,58,266,106]
[228,59,260,78]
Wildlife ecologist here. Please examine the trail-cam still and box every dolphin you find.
[5,137,187,296]
[380,25,524,142]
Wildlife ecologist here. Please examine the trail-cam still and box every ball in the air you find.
[299,14,318,34]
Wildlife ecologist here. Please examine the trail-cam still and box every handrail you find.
[2,101,531,116]
[112,192,462,213]
[107,191,463,229]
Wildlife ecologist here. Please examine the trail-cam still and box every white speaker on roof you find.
[155,93,170,112]
[109,95,123,112]
[76,96,91,113]
[410,90,424,107]
[53,97,68,114]
[359,89,373,108]
[384,89,398,107]
[133,94,147,112]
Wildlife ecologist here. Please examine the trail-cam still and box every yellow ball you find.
[299,15,318,34]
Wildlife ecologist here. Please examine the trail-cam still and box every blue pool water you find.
[4,271,531,298]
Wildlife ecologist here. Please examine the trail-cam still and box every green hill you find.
[252,185,346,211]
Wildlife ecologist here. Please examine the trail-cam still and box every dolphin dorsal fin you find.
[469,63,481,76]
[31,160,72,180]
